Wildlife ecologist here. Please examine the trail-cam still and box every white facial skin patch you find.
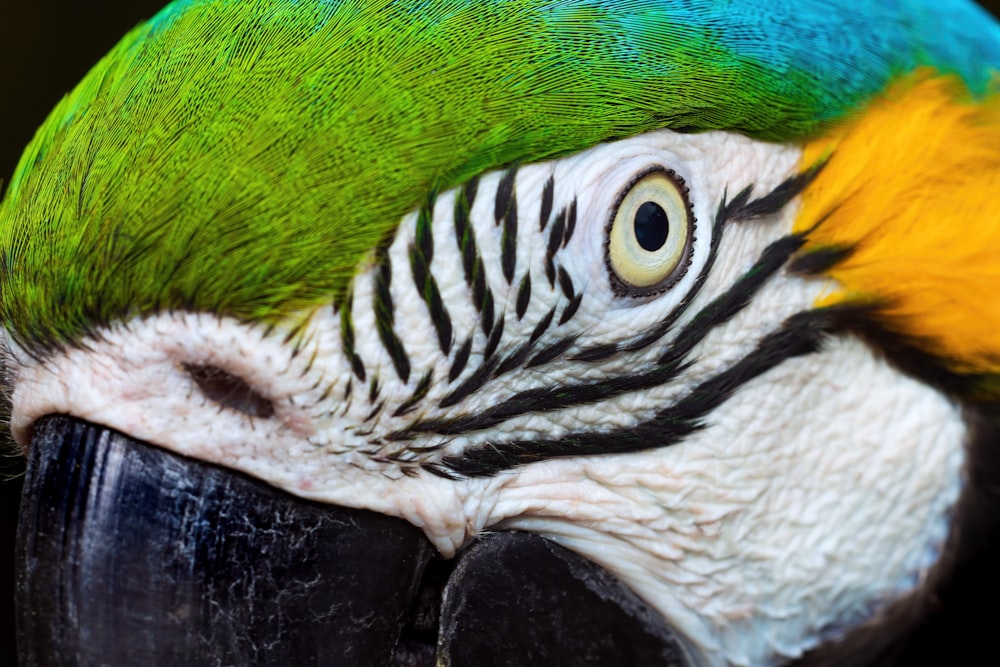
[4,129,968,666]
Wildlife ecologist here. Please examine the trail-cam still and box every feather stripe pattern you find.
[391,168,818,444]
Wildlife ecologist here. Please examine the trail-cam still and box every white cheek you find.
[491,336,966,666]
[1,127,966,667]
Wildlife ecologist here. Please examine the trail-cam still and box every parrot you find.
[3,0,1000,665]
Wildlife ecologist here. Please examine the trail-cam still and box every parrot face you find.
[3,1,1000,665]
[6,128,969,663]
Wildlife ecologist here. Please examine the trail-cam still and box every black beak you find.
[16,415,687,666]
[16,415,434,666]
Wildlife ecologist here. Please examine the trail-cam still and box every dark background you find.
[3,1,1000,664]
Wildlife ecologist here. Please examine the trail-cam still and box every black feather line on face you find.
[373,242,411,384]
[731,160,826,221]
[441,309,834,476]
[545,208,566,286]
[657,234,805,366]
[529,307,556,345]
[364,400,384,423]
[454,181,477,282]
[393,370,434,417]
[787,245,855,276]
[556,266,575,301]
[539,175,554,232]
[494,168,517,226]
[526,334,580,369]
[439,354,502,409]
[483,315,505,360]
[453,176,495,337]
[495,340,535,377]
[515,273,531,321]
[339,285,366,382]
[562,198,577,248]
[501,175,519,284]
[421,461,461,480]
[448,338,473,383]
[480,289,496,338]
[388,167,821,450]
[415,194,435,262]
[558,293,583,326]
[409,199,453,355]
[395,232,803,440]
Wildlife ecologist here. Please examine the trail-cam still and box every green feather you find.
[1,0,997,351]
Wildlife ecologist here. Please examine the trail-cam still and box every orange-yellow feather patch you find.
[795,74,1000,374]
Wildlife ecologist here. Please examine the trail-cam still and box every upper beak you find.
[16,415,687,666]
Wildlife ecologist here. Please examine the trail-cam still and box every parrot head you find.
[3,1,1000,665]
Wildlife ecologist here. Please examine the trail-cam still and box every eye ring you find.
[605,167,696,298]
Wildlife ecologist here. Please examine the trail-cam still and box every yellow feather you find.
[795,72,1000,374]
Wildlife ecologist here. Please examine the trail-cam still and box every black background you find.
[3,1,1000,664]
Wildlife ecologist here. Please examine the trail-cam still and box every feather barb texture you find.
[795,73,1000,375]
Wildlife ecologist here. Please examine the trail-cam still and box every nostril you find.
[183,363,275,419]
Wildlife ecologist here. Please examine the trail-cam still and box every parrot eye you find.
[606,168,695,296]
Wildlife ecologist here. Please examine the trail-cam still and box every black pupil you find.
[633,201,670,252]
